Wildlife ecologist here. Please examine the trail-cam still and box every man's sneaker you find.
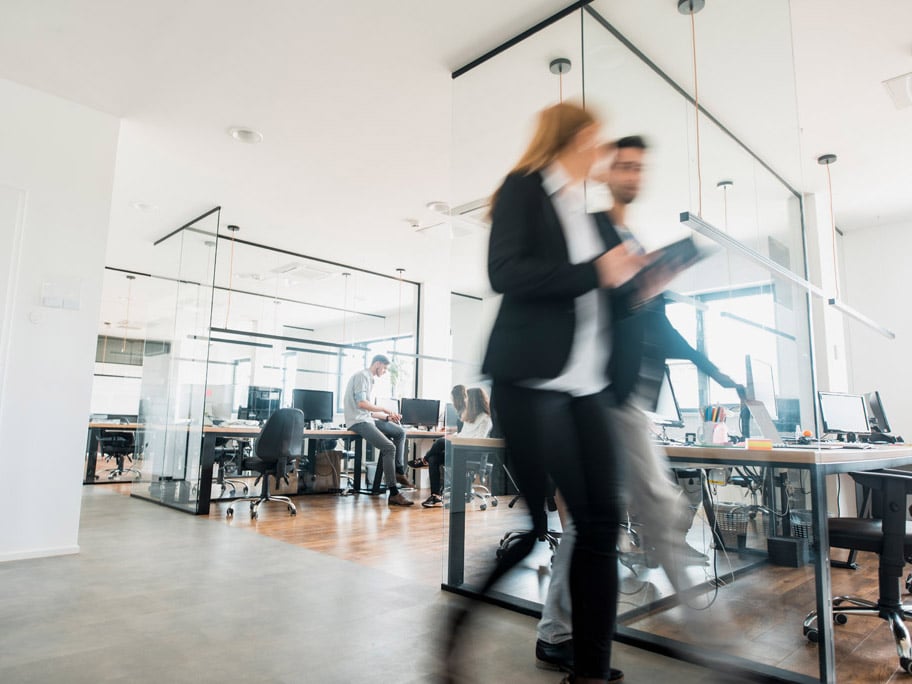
[388,492,414,506]
[422,494,443,508]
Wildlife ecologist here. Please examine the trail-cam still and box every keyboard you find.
[780,442,871,450]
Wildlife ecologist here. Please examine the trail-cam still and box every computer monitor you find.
[400,398,441,429]
[864,391,892,433]
[445,402,460,427]
[746,355,778,420]
[818,392,870,435]
[292,389,334,423]
[643,366,684,428]
[246,386,281,421]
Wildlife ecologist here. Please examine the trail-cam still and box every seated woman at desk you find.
[408,385,466,469]
[421,387,492,508]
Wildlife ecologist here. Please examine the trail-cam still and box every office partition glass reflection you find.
[203,235,420,424]
[581,6,815,436]
[132,209,219,512]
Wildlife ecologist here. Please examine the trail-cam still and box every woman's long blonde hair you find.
[462,387,491,424]
[491,101,596,211]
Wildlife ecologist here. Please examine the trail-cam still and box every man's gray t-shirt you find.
[344,368,374,426]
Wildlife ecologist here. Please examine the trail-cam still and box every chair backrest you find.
[255,408,305,465]
[99,430,135,452]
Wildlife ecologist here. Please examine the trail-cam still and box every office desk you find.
[443,438,912,683]
[84,422,142,484]
[195,426,445,514]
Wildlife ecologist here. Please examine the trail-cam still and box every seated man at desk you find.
[343,354,414,506]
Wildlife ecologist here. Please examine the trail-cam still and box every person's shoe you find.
[537,640,623,681]
[407,458,427,468]
[388,492,414,506]
[535,639,573,673]
[557,670,624,682]
[395,473,415,489]
[422,494,443,508]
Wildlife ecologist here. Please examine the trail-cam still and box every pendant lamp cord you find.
[691,12,703,216]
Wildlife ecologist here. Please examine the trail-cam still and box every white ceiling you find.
[1,0,910,308]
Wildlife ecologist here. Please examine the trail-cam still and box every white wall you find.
[842,220,912,437]
[0,78,119,561]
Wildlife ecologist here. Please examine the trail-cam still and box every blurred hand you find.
[595,244,648,288]
[388,412,402,424]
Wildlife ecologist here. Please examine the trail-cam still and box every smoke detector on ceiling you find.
[227,126,264,143]
[883,71,912,109]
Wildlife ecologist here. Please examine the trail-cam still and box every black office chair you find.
[96,430,141,480]
[227,408,304,520]
[465,452,498,511]
[496,465,561,561]
[802,470,912,673]
[213,437,250,497]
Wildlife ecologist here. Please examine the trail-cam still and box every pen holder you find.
[700,421,729,445]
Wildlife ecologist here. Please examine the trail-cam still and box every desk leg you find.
[811,468,836,682]
[85,428,99,483]
[197,433,216,516]
[352,439,363,495]
[446,443,466,587]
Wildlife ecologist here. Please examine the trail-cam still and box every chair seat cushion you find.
[829,517,912,554]
[241,457,266,473]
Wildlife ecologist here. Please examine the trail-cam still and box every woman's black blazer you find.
[482,170,625,383]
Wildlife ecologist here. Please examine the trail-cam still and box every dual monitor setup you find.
[645,356,898,444]
[290,389,441,429]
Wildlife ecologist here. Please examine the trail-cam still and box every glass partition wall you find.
[126,210,420,511]
[131,209,220,511]
[446,3,831,682]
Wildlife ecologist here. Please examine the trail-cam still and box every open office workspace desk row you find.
[85,422,444,513]
[444,436,912,684]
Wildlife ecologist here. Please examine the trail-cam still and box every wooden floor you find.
[104,480,912,682]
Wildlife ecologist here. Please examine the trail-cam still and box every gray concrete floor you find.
[0,488,751,683]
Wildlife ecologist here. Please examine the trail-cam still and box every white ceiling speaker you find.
[883,72,912,110]
[227,126,264,144]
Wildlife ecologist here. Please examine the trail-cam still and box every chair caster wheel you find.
[289,507,296,516]
[243,486,249,495]
[901,657,912,674]
[804,627,818,643]
[251,511,258,520]
[834,613,848,625]
[227,508,234,518]
[480,503,487,511]
[250,503,256,512]
[490,499,498,507]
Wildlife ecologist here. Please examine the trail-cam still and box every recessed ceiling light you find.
[227,126,264,144]
[130,201,158,211]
